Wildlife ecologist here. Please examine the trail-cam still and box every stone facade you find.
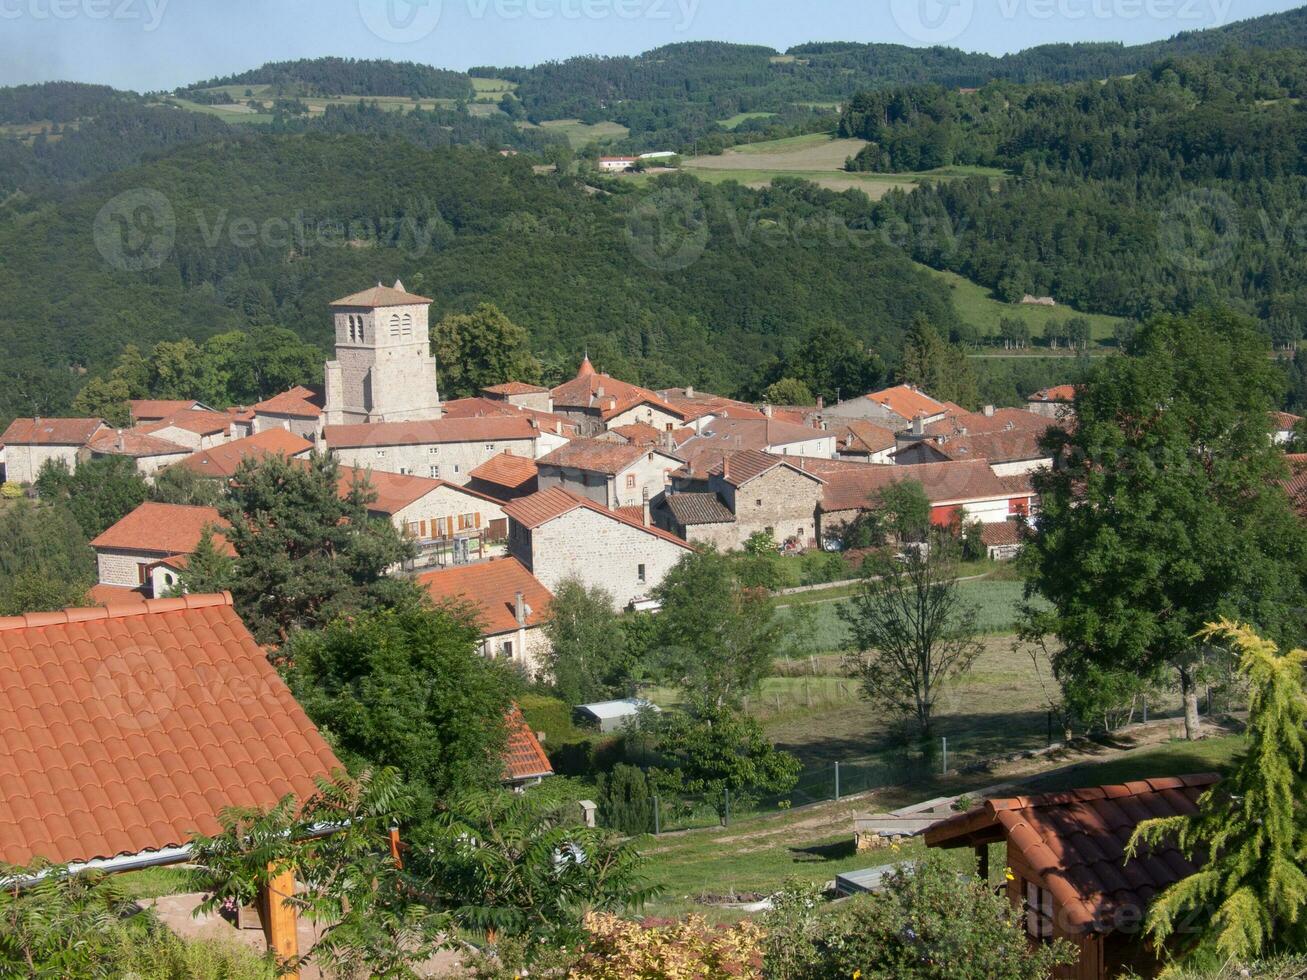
[253,413,321,442]
[537,449,679,510]
[95,548,163,590]
[144,424,226,452]
[389,484,509,543]
[323,286,442,425]
[5,444,87,485]
[603,401,685,432]
[480,623,550,678]
[331,435,539,486]
[509,506,690,610]
[711,464,823,549]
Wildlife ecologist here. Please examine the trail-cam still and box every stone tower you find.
[323,280,443,425]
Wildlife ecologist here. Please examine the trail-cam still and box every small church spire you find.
[577,352,595,378]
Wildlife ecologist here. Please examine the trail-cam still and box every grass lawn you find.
[719,111,778,130]
[922,265,1120,341]
[531,118,630,147]
[471,77,517,98]
[162,98,274,124]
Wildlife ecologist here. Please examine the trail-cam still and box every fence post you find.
[724,787,731,827]
[941,737,948,776]
[1142,700,1148,723]
[653,796,660,836]
[834,761,841,802]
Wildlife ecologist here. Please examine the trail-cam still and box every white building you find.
[325,417,542,485]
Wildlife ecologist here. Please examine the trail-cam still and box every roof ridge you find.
[985,772,1222,814]
[0,592,234,632]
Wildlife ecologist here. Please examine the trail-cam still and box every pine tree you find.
[1128,619,1307,964]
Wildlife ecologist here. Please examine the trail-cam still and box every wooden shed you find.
[924,774,1219,980]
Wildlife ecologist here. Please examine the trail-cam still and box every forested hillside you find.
[0,137,953,420]
[190,57,474,99]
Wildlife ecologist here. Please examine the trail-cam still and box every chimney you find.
[816,395,824,411]
[723,454,731,481]
[984,404,995,417]
[529,416,538,430]
[685,385,695,399]
[555,421,562,435]
[116,430,124,452]
[642,486,651,527]
[596,385,605,399]
[514,591,527,626]
[764,404,774,418]
[912,415,924,437]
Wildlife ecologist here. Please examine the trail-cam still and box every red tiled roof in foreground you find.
[418,557,552,636]
[503,705,553,783]
[925,773,1220,934]
[253,385,325,419]
[0,593,342,866]
[1029,384,1078,403]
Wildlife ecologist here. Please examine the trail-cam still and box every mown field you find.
[923,266,1122,341]
[522,117,629,146]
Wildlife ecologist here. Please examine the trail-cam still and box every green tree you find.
[431,303,541,399]
[1128,620,1307,965]
[174,528,236,597]
[217,453,418,643]
[544,579,634,705]
[149,463,223,507]
[34,456,148,540]
[767,321,884,404]
[899,313,977,407]
[69,377,131,427]
[286,605,517,809]
[1021,309,1307,740]
[871,478,932,544]
[0,500,94,615]
[652,548,783,708]
[652,702,800,822]
[762,377,814,406]
[595,763,655,835]
[840,536,982,736]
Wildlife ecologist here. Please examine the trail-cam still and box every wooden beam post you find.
[261,864,299,980]
[975,844,990,884]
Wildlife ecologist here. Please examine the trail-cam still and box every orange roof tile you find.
[551,369,666,413]
[866,385,947,421]
[335,465,502,515]
[924,430,1049,465]
[835,419,897,455]
[440,397,577,435]
[980,521,1027,547]
[88,584,148,606]
[140,410,233,438]
[330,280,432,307]
[925,774,1219,934]
[539,438,676,475]
[503,705,553,783]
[707,449,824,488]
[468,452,539,491]
[0,593,342,865]
[503,488,693,549]
[128,400,202,423]
[325,417,536,449]
[804,458,1011,512]
[90,502,231,556]
[417,557,552,636]
[608,422,666,446]
[1,417,106,446]
[482,382,549,396]
[179,429,314,479]
[253,385,325,419]
[1271,411,1301,431]
[1028,384,1078,403]
[86,428,191,459]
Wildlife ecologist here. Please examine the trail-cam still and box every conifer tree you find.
[1128,619,1307,964]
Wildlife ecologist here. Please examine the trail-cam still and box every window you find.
[429,465,440,478]
[756,498,763,507]
[137,563,149,586]
[401,312,413,338]
[376,449,386,458]
[399,467,410,475]
[637,563,646,584]
[453,464,460,474]
[625,474,637,489]
[485,443,495,451]
[428,446,439,454]
[499,640,514,659]
[389,313,401,338]
[406,521,421,538]
[1024,880,1055,940]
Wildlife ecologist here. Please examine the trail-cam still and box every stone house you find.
[90,502,231,594]
[84,428,191,479]
[504,486,692,610]
[832,419,898,464]
[325,416,541,485]
[893,428,1053,477]
[675,418,837,483]
[418,556,553,676]
[139,410,238,451]
[536,438,682,510]
[550,357,689,436]
[1027,384,1078,419]
[467,452,540,501]
[252,385,326,441]
[823,384,949,428]
[657,492,738,550]
[127,399,212,424]
[179,429,315,480]
[0,417,109,484]
[481,381,554,413]
[439,397,573,456]
[706,449,824,549]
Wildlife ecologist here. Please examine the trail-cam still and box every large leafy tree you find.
[431,303,541,400]
[34,456,148,540]
[1022,309,1307,739]
[1129,620,1307,965]
[216,453,418,643]
[652,548,782,709]
[764,321,884,404]
[840,535,983,736]
[0,500,94,614]
[285,605,517,810]
[899,313,977,408]
[544,579,635,705]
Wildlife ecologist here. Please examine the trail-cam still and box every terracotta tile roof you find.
[980,521,1027,547]
[866,385,947,420]
[253,385,325,419]
[335,465,501,515]
[805,458,1010,512]
[925,429,1050,465]
[468,452,539,491]
[0,593,342,866]
[598,392,689,424]
[417,557,552,635]
[503,705,553,783]
[550,369,663,413]
[503,487,692,549]
[665,492,735,526]
[440,397,577,435]
[1271,411,1301,431]
[90,503,230,557]
[999,473,1037,496]
[88,584,148,606]
[1029,384,1078,403]
[925,774,1220,934]
[539,438,676,475]
[609,422,666,446]
[325,417,536,450]
[1281,455,1307,517]
[128,400,202,423]
[140,410,234,438]
[482,382,548,396]
[707,449,823,488]
[330,280,431,307]
[180,430,314,479]
[923,407,1052,439]
[835,419,897,455]
[696,417,828,449]
[86,429,190,459]
[1,417,106,446]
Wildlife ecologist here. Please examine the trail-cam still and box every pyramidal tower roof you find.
[330,279,433,308]
[576,354,595,377]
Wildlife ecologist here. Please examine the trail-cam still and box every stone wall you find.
[332,436,538,486]
[6,444,84,485]
[713,465,822,548]
[391,485,507,540]
[96,548,162,589]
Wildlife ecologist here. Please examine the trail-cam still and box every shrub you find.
[569,912,764,979]
[0,482,22,499]
[596,763,655,835]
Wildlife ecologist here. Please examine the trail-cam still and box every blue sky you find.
[0,0,1300,91]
